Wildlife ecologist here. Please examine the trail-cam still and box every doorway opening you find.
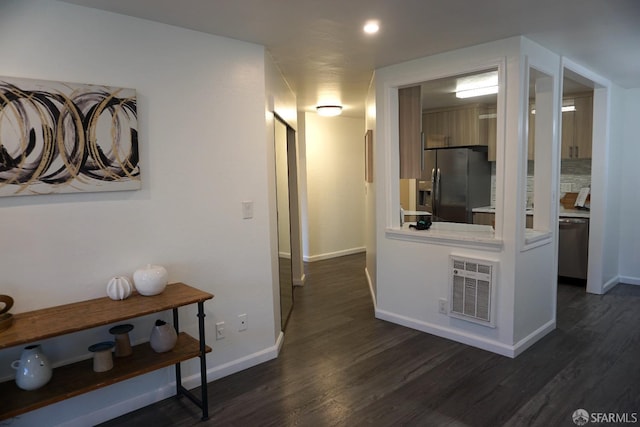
[274,115,297,330]
[559,64,607,294]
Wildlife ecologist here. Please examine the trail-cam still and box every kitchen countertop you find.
[387,221,502,251]
[472,206,590,219]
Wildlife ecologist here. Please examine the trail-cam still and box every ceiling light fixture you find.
[455,71,499,99]
[531,105,576,115]
[363,21,379,34]
[316,105,343,117]
[455,85,499,99]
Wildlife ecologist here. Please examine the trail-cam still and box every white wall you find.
[304,113,365,261]
[599,83,623,289]
[618,89,640,284]
[0,1,280,425]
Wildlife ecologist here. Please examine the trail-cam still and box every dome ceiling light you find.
[316,105,343,117]
[363,21,379,34]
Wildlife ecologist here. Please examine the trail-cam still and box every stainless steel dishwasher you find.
[558,217,589,280]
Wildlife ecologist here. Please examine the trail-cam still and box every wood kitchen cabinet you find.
[423,105,488,149]
[524,93,592,161]
[399,85,423,179]
[473,211,533,228]
[561,93,592,159]
[472,212,495,227]
[485,106,497,161]
[528,104,536,160]
[568,94,593,159]
[423,110,447,148]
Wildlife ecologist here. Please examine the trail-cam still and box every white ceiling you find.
[61,0,640,117]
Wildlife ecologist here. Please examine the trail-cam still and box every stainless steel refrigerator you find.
[417,146,491,223]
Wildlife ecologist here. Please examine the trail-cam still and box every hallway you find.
[102,253,640,426]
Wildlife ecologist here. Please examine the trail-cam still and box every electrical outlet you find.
[215,321,225,340]
[438,298,448,314]
[238,313,248,331]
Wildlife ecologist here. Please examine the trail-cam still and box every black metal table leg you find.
[197,301,209,420]
[169,303,209,421]
[172,308,182,397]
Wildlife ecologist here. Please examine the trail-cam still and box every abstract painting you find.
[365,129,373,183]
[0,76,139,197]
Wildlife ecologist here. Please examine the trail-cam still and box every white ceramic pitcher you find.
[11,344,53,391]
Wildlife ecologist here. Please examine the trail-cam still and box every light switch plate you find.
[241,201,253,219]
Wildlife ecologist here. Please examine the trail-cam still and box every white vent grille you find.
[449,255,497,327]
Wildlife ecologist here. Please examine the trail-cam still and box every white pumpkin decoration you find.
[106,276,133,300]
[133,264,168,296]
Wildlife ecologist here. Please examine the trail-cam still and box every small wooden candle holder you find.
[109,324,134,357]
[88,341,115,372]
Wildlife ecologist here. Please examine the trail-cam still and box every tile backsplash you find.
[560,159,592,191]
[490,159,591,207]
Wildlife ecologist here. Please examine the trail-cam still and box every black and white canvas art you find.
[0,76,139,197]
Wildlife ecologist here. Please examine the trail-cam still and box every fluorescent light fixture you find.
[531,105,576,114]
[316,105,342,117]
[456,86,499,98]
[363,21,379,34]
[455,71,498,99]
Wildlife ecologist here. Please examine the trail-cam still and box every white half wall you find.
[374,37,565,357]
[0,1,279,425]
[618,88,640,284]
[304,113,365,261]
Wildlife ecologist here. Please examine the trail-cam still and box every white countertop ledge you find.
[386,222,503,251]
[523,229,553,250]
[472,205,590,218]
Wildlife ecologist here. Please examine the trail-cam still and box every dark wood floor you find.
[100,253,640,426]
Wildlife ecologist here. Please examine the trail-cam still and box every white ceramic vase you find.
[11,344,53,391]
[149,320,177,353]
[133,264,168,296]
[106,276,133,300]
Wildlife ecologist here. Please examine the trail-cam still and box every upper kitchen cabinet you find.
[484,105,497,161]
[423,105,488,149]
[399,85,423,179]
[528,103,536,160]
[561,93,593,159]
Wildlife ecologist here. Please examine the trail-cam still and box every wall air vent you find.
[449,255,497,327]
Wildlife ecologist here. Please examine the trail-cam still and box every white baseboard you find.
[194,335,282,384]
[303,247,365,262]
[57,383,176,427]
[618,275,640,286]
[511,319,556,357]
[602,275,621,293]
[293,273,306,287]
[375,308,554,359]
[60,334,284,427]
[364,267,377,310]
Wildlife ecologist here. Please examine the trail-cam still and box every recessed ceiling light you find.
[316,105,343,117]
[363,21,379,34]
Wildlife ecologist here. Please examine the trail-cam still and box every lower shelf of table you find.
[0,332,211,420]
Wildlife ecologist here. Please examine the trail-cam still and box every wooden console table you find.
[0,282,213,422]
